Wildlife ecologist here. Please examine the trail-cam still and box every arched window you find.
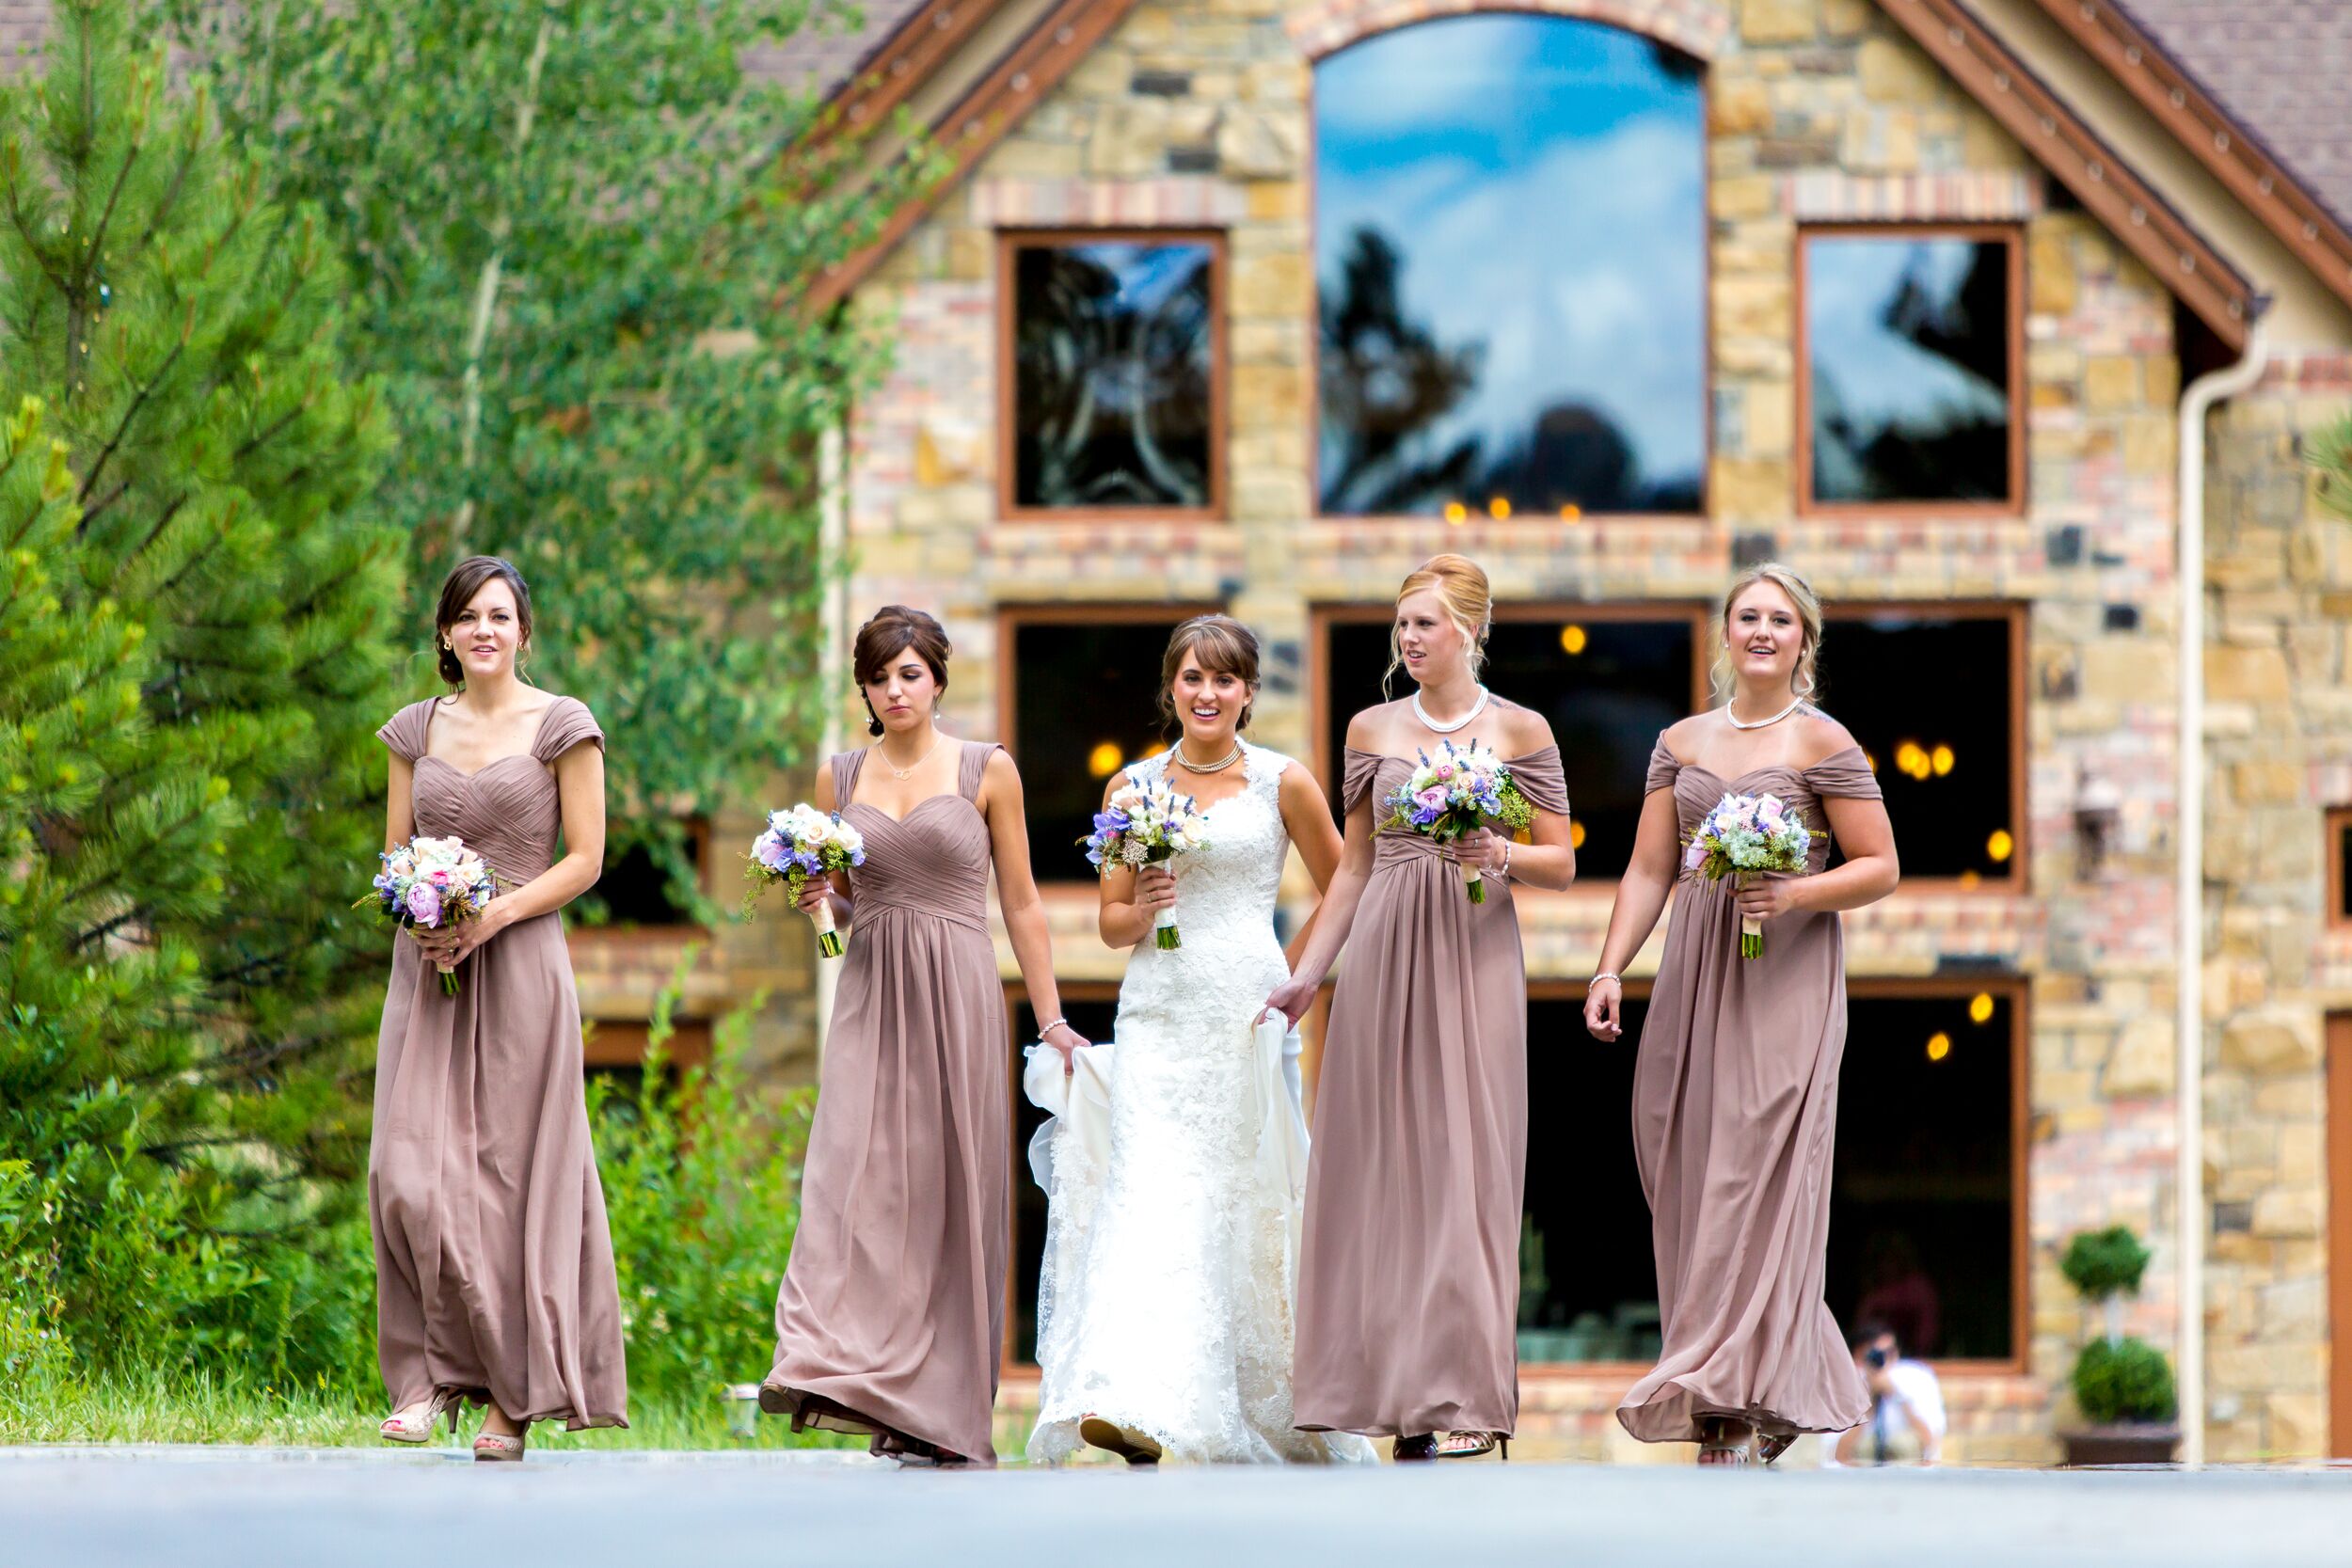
[1313,15,1706,518]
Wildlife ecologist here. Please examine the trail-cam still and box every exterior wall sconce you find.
[2074,769,2123,879]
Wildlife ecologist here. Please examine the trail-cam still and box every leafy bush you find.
[2060,1225,2153,1300]
[2073,1336,2177,1425]
[591,957,813,1409]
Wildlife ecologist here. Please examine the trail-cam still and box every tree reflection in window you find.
[1314,16,1706,517]
[1806,233,2015,505]
[1012,239,1215,511]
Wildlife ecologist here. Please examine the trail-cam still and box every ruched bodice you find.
[380,696,605,885]
[1645,742,1880,876]
[834,743,995,935]
[1343,744,1571,879]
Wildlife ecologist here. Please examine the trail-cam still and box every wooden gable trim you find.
[802,0,1148,314]
[2019,0,2352,314]
[809,0,1020,152]
[1872,0,2260,348]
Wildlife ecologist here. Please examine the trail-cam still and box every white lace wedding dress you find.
[1026,743,1375,1465]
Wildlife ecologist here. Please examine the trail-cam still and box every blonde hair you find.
[1159,613,1261,736]
[1382,553,1492,698]
[1710,562,1824,706]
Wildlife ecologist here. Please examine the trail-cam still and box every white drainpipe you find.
[814,419,848,1062]
[2174,319,2266,1468]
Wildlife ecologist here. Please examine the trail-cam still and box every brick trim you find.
[1285,0,1727,63]
[970,177,1248,228]
[1788,171,2044,223]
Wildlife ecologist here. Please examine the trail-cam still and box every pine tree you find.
[0,2,398,1373]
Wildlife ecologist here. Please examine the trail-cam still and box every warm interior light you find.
[1559,504,1582,521]
[1931,744,1955,777]
[1443,500,1468,525]
[1568,819,1587,849]
[1958,869,1982,889]
[1926,1032,1952,1063]
[1560,624,1588,656]
[1895,740,1931,781]
[1968,991,1995,1024]
[1087,741,1123,778]
[1487,496,1512,520]
[1986,829,2014,863]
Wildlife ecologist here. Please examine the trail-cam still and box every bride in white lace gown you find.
[1027,617,1375,1467]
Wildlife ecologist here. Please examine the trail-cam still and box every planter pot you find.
[2058,1423,2181,1466]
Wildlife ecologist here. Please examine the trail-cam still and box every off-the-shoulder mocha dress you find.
[1292,726,1569,1440]
[1617,741,1881,1446]
[370,694,628,1430]
[761,741,1009,1465]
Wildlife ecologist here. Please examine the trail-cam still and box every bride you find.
[1027,615,1374,1466]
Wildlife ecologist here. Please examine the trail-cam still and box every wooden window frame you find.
[2328,1014,2352,1454]
[1305,33,1714,526]
[996,601,1222,891]
[996,228,1230,525]
[2327,808,2352,929]
[1795,222,2028,519]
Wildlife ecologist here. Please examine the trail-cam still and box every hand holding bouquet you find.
[1379,737,1536,903]
[1082,775,1210,949]
[1683,791,1813,958]
[746,805,866,958]
[359,836,499,994]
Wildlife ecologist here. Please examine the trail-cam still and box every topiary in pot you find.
[2058,1225,2179,1465]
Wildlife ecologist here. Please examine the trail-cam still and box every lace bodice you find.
[1120,740,1290,956]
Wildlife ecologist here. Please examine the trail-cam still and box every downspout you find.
[814,418,849,1064]
[2175,317,2266,1469]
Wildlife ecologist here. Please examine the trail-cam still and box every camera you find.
[1863,1345,1890,1370]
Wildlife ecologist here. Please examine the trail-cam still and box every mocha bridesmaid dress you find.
[1617,740,1880,1447]
[761,741,1009,1465]
[1293,710,1568,1441]
[370,695,628,1430]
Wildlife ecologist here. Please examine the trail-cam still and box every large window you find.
[2329,808,2352,928]
[1822,608,2024,886]
[585,818,710,929]
[1002,609,1209,885]
[1317,609,1705,882]
[1314,15,1705,517]
[1002,231,1224,517]
[1522,980,2023,1366]
[1006,986,1122,1367]
[1801,227,2024,511]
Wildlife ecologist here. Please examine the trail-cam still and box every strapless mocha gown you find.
[761,740,1009,1465]
[370,694,628,1429]
[1293,719,1568,1441]
[1617,740,1881,1446]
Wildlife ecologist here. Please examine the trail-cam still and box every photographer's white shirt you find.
[1821,1359,1947,1466]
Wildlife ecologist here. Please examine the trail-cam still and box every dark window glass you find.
[2339,816,2352,923]
[1323,616,1693,880]
[1314,16,1705,516]
[1010,618,1186,884]
[1822,613,2015,881]
[1828,990,2018,1359]
[1012,241,1215,510]
[590,819,708,927]
[1807,234,2014,505]
[1521,993,1657,1362]
[1007,992,1122,1365]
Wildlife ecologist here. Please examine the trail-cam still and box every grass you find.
[0,1367,868,1453]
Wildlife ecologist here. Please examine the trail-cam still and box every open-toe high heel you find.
[1434,1430,1507,1461]
[378,1387,459,1445]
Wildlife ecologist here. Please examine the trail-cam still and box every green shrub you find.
[2060,1225,2153,1300]
[591,956,813,1409]
[2073,1335,2177,1425]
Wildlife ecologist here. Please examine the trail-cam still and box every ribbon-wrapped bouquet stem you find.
[1378,737,1535,903]
[1684,791,1813,958]
[745,805,866,958]
[359,835,498,994]
[1082,775,1209,949]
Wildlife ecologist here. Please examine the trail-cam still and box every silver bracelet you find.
[1587,973,1620,991]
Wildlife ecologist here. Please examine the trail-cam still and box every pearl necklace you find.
[1413,684,1490,735]
[1725,695,1805,731]
[877,729,946,780]
[1171,740,1243,774]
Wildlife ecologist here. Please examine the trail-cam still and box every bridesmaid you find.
[1583,562,1899,1466]
[372,556,627,1461]
[1265,554,1574,1462]
[759,605,1088,1467]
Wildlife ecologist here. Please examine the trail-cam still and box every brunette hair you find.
[851,605,951,736]
[1709,562,1824,706]
[1157,614,1262,737]
[1382,552,1492,697]
[434,555,534,689]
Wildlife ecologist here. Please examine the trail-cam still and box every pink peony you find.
[755,834,789,871]
[1683,838,1707,872]
[405,882,443,926]
[1415,785,1448,811]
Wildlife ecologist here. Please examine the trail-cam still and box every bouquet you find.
[745,805,866,958]
[1378,737,1536,903]
[359,836,498,994]
[1683,791,1813,958]
[1081,776,1210,949]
